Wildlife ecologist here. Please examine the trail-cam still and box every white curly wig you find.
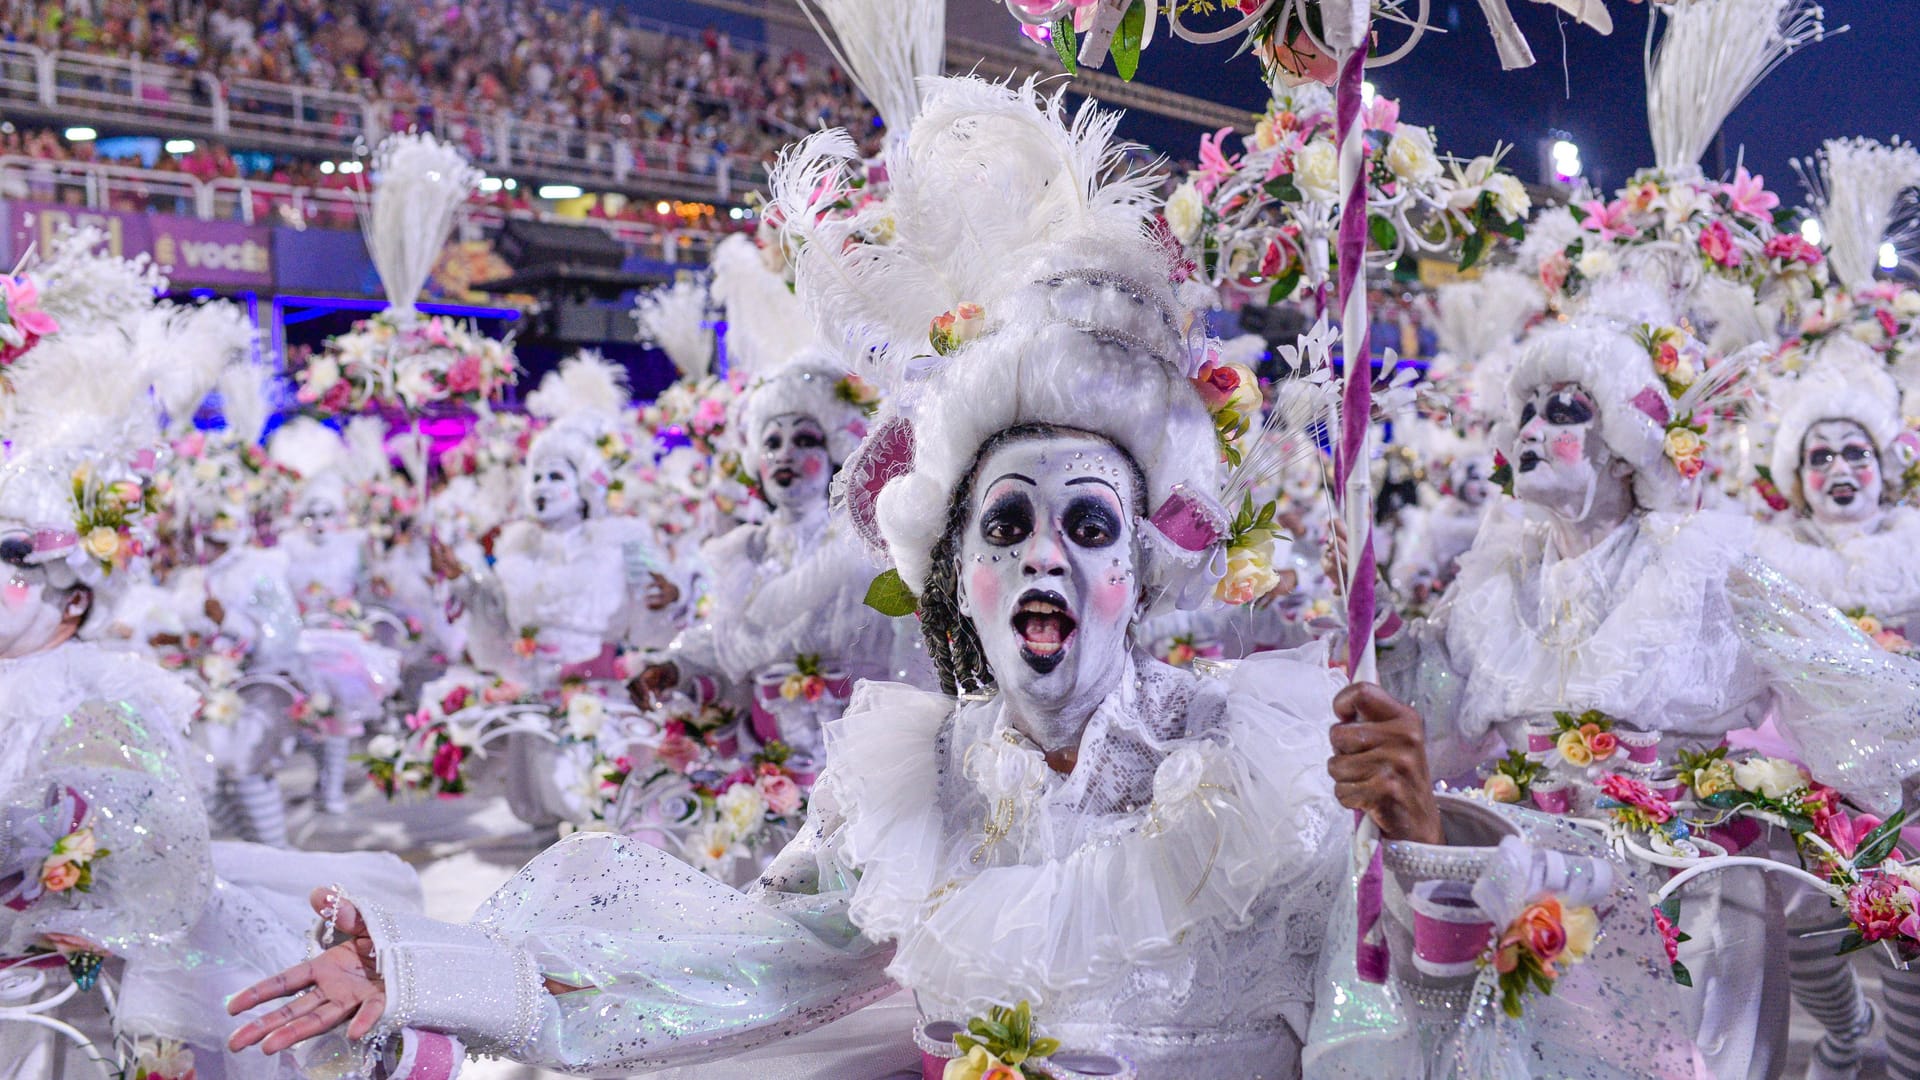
[736,350,869,480]
[1769,361,1907,512]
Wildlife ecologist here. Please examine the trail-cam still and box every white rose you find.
[1732,756,1807,801]
[689,821,742,872]
[192,458,223,482]
[1294,138,1342,204]
[1850,318,1888,345]
[1895,290,1920,319]
[565,693,606,740]
[200,653,241,687]
[1385,124,1441,185]
[304,357,341,394]
[201,689,242,726]
[1577,248,1616,279]
[366,733,402,760]
[1165,181,1205,246]
[395,365,439,408]
[1487,173,1532,222]
[716,783,767,836]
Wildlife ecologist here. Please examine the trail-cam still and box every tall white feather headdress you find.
[1798,137,1920,293]
[1644,0,1832,175]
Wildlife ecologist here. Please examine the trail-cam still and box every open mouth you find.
[1517,450,1544,473]
[533,495,548,512]
[1830,482,1858,506]
[771,466,798,487]
[1011,589,1077,674]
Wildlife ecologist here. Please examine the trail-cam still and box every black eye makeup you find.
[794,430,825,450]
[979,492,1034,546]
[1542,391,1594,426]
[1063,496,1120,548]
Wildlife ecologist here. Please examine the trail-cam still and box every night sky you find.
[1084,0,1918,203]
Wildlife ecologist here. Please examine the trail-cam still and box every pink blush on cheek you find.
[1088,576,1130,624]
[801,456,825,478]
[966,566,1001,615]
[1806,471,1826,492]
[1549,433,1582,465]
[1,580,29,610]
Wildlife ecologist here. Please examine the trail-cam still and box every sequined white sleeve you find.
[1731,556,1920,815]
[358,817,896,1074]
[1375,605,1497,781]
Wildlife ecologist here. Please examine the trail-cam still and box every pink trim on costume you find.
[391,1029,462,1080]
[1412,911,1494,968]
[1630,387,1671,425]
[1146,487,1227,552]
[31,529,76,552]
[559,644,622,682]
[1531,785,1571,814]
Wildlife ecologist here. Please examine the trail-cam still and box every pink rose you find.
[756,772,801,815]
[1597,773,1673,824]
[40,861,80,893]
[482,681,523,705]
[1587,730,1619,759]
[319,380,353,413]
[1698,221,1742,268]
[1652,909,1681,964]
[431,741,465,784]
[656,732,701,773]
[1764,234,1823,266]
[445,354,484,395]
[174,432,207,459]
[1539,251,1571,295]
[1848,872,1918,942]
[440,686,472,713]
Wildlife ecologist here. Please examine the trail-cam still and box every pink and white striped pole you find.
[1327,5,1377,684]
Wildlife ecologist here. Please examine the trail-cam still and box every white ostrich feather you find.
[138,301,256,429]
[217,361,275,444]
[341,415,394,487]
[1692,275,1779,354]
[709,234,811,377]
[1645,0,1831,174]
[525,351,631,422]
[361,133,481,314]
[3,326,163,456]
[26,225,168,328]
[795,0,945,141]
[268,416,347,480]
[1798,137,1920,293]
[632,278,714,381]
[1431,269,1542,364]
[770,76,1163,387]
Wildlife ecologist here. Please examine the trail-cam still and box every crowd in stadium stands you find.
[0,0,886,181]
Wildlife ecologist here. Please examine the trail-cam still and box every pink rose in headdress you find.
[430,741,464,784]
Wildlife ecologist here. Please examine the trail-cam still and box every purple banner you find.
[3,202,272,288]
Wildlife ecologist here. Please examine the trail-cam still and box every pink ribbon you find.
[389,1029,462,1080]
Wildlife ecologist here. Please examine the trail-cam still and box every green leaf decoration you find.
[1854,808,1909,870]
[1672,961,1693,987]
[863,568,919,617]
[1112,1,1146,81]
[1457,230,1487,272]
[1837,930,1874,956]
[1267,265,1303,304]
[1264,175,1302,203]
[1051,17,1078,74]
[1368,213,1399,252]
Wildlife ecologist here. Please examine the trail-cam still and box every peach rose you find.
[40,861,80,893]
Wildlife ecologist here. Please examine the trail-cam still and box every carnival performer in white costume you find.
[267,419,402,814]
[1375,286,1920,1078]
[629,350,929,759]
[226,77,1693,1080]
[0,229,421,1080]
[429,354,688,827]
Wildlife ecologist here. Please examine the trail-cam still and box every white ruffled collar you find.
[0,643,201,784]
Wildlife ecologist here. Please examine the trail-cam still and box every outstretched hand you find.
[1327,682,1443,845]
[228,888,386,1055]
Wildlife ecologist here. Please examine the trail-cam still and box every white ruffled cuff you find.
[361,901,544,1058]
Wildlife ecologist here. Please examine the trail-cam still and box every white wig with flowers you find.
[525,352,635,520]
[1769,361,1908,511]
[736,349,870,480]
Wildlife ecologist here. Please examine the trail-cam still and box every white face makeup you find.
[297,492,344,537]
[1455,458,1494,508]
[0,531,85,658]
[525,453,587,528]
[957,433,1140,752]
[1512,383,1609,516]
[1801,418,1884,526]
[758,413,832,514]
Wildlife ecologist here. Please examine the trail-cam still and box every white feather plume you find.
[268,416,348,480]
[1692,275,1780,354]
[138,301,256,430]
[632,278,714,381]
[217,361,275,444]
[1645,0,1831,174]
[709,234,811,377]
[3,326,163,457]
[794,0,945,140]
[361,133,481,314]
[26,225,168,328]
[525,351,631,422]
[1799,137,1920,292]
[341,416,394,487]
[1430,269,1543,364]
[770,76,1163,386]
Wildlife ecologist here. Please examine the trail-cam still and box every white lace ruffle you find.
[824,648,1344,1016]
[1440,510,1756,740]
[1752,507,1920,626]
